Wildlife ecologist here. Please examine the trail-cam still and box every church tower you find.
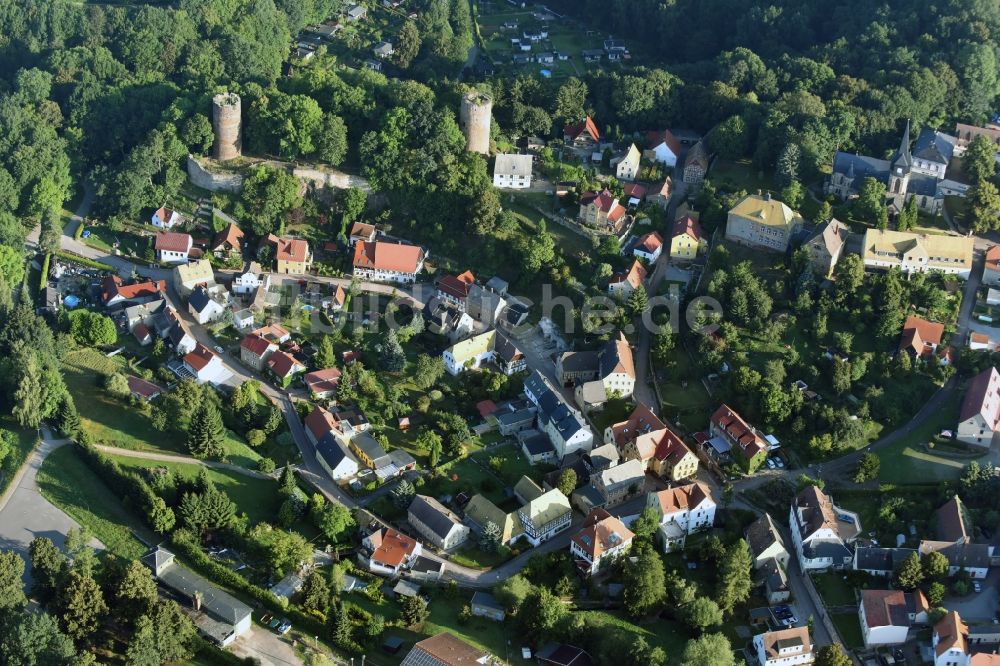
[888,120,912,203]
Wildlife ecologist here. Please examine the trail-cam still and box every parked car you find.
[975,581,983,593]
[277,619,292,635]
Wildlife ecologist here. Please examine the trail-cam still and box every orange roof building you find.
[607,259,647,297]
[352,241,426,284]
[709,404,769,473]
[304,367,342,398]
[563,116,600,144]
[899,315,945,358]
[363,527,421,574]
[570,508,634,575]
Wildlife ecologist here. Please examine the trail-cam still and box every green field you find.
[36,445,153,559]
[811,572,857,607]
[63,349,263,469]
[831,611,865,649]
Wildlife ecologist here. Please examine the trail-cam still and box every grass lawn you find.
[710,159,772,193]
[82,224,148,257]
[831,611,865,649]
[657,347,714,433]
[108,454,292,529]
[63,349,263,469]
[0,424,37,499]
[574,610,689,655]
[36,445,154,559]
[877,390,982,484]
[811,572,857,607]
[469,443,543,488]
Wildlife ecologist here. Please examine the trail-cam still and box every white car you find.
[214,345,224,354]
[766,459,776,469]
[975,581,983,593]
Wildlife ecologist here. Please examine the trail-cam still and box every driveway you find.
[941,569,999,622]
[0,437,104,584]
[229,626,303,666]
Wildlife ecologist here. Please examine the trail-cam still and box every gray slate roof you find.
[853,547,917,572]
[912,128,957,165]
[409,495,462,540]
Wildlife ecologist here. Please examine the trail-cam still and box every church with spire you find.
[826,121,968,215]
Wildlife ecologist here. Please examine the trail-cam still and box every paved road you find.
[0,436,104,584]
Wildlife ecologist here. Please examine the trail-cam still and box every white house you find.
[151,205,183,229]
[524,371,595,459]
[173,259,216,298]
[182,344,230,385]
[746,513,791,569]
[633,231,664,263]
[932,611,970,666]
[753,627,815,666]
[517,489,571,546]
[859,589,929,647]
[493,154,534,189]
[352,241,425,284]
[569,508,634,576]
[408,495,469,551]
[233,263,268,295]
[789,485,860,571]
[187,285,229,325]
[645,130,682,167]
[613,144,641,181]
[646,483,716,553]
[957,366,1000,447]
[362,528,422,576]
[155,232,193,265]
[315,433,360,482]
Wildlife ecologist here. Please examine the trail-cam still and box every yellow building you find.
[670,215,704,260]
[725,193,804,253]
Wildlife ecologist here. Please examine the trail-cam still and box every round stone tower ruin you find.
[211,93,242,161]
[459,90,492,155]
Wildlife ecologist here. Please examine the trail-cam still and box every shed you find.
[470,591,506,621]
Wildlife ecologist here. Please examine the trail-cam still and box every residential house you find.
[266,235,313,274]
[187,285,229,325]
[670,216,704,261]
[607,260,646,299]
[155,232,193,264]
[646,483,716,552]
[101,276,166,308]
[361,528,421,575]
[464,495,522,545]
[709,404,769,474]
[563,116,600,148]
[132,324,152,345]
[535,644,595,666]
[233,263,268,296]
[127,376,162,402]
[352,240,426,284]
[612,143,641,181]
[789,485,861,571]
[621,183,647,208]
[520,430,557,464]
[984,246,1000,287]
[151,206,183,229]
[161,307,196,355]
[513,475,544,504]
[753,627,815,666]
[725,193,804,253]
[853,547,918,577]
[253,323,291,344]
[645,129,682,167]
[932,611,969,666]
[859,589,929,647]
[470,592,506,622]
[349,431,391,470]
[493,153,534,189]
[862,229,973,278]
[958,367,1000,447]
[805,219,848,278]
[649,429,699,481]
[586,443,620,473]
[495,405,536,436]
[647,177,673,210]
[955,123,1000,153]
[240,334,278,371]
[578,189,625,229]
[683,140,709,186]
[633,231,664,263]
[594,458,646,507]
[517,488,571,546]
[211,223,244,259]
[746,513,791,570]
[315,433,360,482]
[373,41,393,59]
[349,222,378,246]
[523,371,594,459]
[442,329,525,376]
[408,495,470,551]
[436,270,476,312]
[466,283,507,325]
[606,403,697,481]
[173,259,216,298]
[400,633,493,666]
[182,344,228,385]
[555,332,636,410]
[141,548,250,647]
[919,496,993,579]
[758,559,791,604]
[304,405,364,445]
[899,315,946,360]
[124,299,166,333]
[344,3,366,21]
[266,350,306,387]
[423,296,475,342]
[304,368,342,399]
[570,508,634,575]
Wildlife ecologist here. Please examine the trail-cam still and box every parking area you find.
[943,569,1000,622]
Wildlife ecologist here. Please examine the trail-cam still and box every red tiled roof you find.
[571,508,634,559]
[183,343,215,372]
[563,116,600,142]
[652,427,695,465]
[934,611,968,657]
[637,231,664,253]
[350,222,376,240]
[580,188,620,214]
[711,403,767,461]
[266,350,303,378]
[986,245,1000,272]
[672,215,703,242]
[353,241,424,274]
[609,402,666,446]
[651,482,713,514]
[332,285,347,307]
[252,323,290,343]
[476,400,498,418]
[154,232,192,253]
[622,183,647,200]
[213,223,244,251]
[645,129,682,157]
[609,260,647,289]
[100,275,166,304]
[304,367,342,394]
[240,333,275,356]
[438,272,475,300]
[369,528,419,567]
[899,315,944,357]
[408,633,488,665]
[132,323,151,342]
[305,406,337,441]
[127,375,162,399]
[268,235,309,263]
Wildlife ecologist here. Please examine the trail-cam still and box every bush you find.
[75,443,176,533]
[257,457,276,474]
